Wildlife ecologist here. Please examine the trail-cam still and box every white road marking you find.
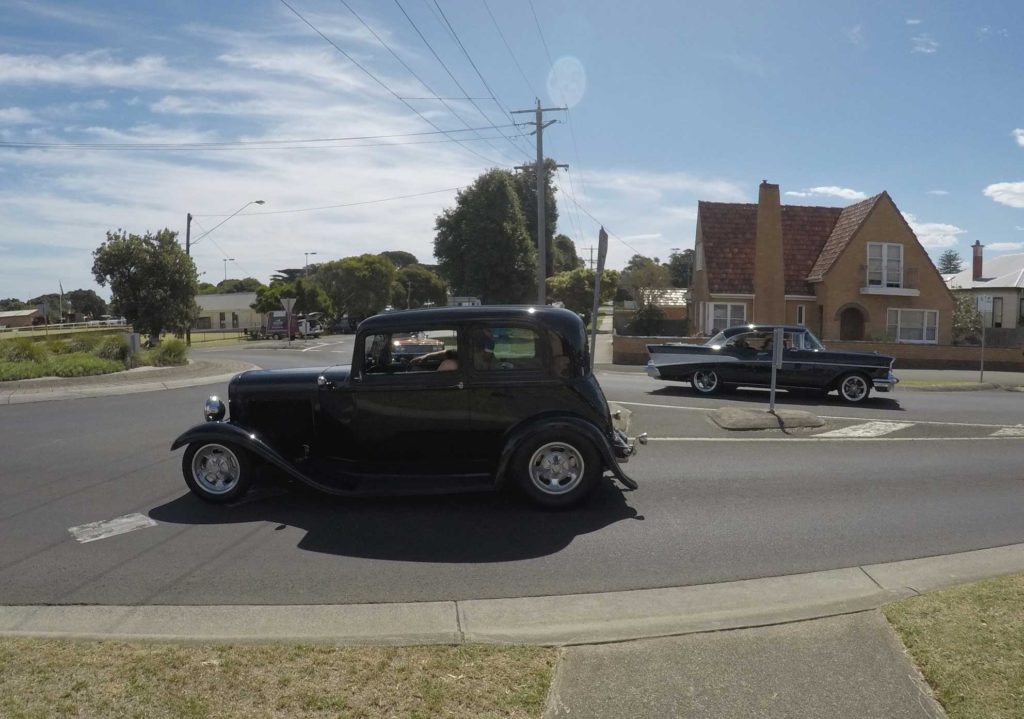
[68,513,158,544]
[815,421,914,438]
[300,343,329,352]
[992,426,1024,437]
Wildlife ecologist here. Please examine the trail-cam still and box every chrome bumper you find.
[645,360,660,378]
[612,429,647,462]
[873,373,899,392]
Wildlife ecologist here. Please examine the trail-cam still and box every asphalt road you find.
[1,340,1022,606]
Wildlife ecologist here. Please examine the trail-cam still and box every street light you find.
[304,251,318,276]
[223,258,235,283]
[184,200,264,345]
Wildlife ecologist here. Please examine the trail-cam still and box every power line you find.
[193,186,463,218]
[336,0,519,165]
[278,0,505,167]
[558,188,644,257]
[0,133,527,152]
[527,0,556,69]
[482,0,535,97]
[393,0,529,161]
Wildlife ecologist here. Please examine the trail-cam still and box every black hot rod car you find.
[173,306,643,508]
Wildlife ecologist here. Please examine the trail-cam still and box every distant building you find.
[945,243,1024,330]
[0,308,43,328]
[447,296,482,307]
[194,293,261,332]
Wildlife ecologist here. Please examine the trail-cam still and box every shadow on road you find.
[648,385,904,411]
[149,479,641,563]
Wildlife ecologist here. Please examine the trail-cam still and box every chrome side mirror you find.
[204,396,226,422]
[317,375,334,390]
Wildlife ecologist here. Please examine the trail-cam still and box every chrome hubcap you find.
[191,444,241,495]
[528,442,585,495]
[693,370,718,392]
[842,376,868,401]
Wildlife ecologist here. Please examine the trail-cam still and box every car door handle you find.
[452,381,464,390]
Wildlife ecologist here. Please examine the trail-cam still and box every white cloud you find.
[984,182,1024,208]
[785,186,868,201]
[902,213,966,248]
[927,189,949,195]
[0,107,36,124]
[911,34,939,53]
[1013,128,1024,147]
[987,242,1024,252]
[906,18,922,25]
[1016,226,1024,231]
[844,25,864,46]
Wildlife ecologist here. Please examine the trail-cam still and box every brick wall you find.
[613,333,1024,371]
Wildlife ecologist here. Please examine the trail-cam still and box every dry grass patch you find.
[884,573,1024,719]
[0,639,557,719]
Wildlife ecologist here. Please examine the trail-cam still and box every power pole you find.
[513,99,567,305]
[580,246,597,271]
[185,212,193,346]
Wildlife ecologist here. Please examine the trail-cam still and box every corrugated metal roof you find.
[0,309,42,318]
[945,253,1024,290]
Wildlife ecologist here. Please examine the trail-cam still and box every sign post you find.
[589,227,609,368]
[977,295,992,383]
[768,326,784,413]
[281,297,296,342]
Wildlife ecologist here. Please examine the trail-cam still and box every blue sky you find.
[2,0,1022,300]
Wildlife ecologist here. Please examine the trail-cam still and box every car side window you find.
[471,325,543,372]
[363,328,460,375]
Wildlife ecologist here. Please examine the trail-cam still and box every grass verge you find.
[0,639,557,719]
[898,380,993,390]
[883,573,1024,719]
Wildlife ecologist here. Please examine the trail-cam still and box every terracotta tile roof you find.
[698,201,845,295]
[806,194,883,282]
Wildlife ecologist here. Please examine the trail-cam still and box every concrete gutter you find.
[2,542,1021,646]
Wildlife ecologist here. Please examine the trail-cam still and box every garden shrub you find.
[46,353,123,377]
[93,334,130,364]
[45,339,76,355]
[0,337,46,363]
[0,361,51,381]
[66,334,101,353]
[152,338,188,366]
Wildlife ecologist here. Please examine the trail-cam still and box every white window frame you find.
[796,304,805,326]
[708,302,745,332]
[886,308,938,344]
[867,243,903,288]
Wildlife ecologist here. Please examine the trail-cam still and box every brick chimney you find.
[753,180,786,323]
[972,240,984,281]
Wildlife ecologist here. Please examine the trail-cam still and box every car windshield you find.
[704,332,728,347]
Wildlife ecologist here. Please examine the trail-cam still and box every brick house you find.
[689,181,954,344]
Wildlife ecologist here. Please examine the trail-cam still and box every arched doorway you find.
[839,306,865,341]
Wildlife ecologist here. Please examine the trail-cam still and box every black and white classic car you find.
[646,324,897,404]
[173,306,644,508]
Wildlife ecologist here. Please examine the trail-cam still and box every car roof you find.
[359,305,585,340]
[720,324,809,337]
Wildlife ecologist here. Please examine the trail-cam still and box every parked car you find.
[173,306,644,508]
[646,324,897,404]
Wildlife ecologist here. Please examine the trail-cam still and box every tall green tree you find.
[379,250,419,269]
[214,277,265,294]
[66,288,108,319]
[546,268,620,324]
[391,264,448,309]
[0,298,26,311]
[513,158,559,277]
[621,255,670,306]
[552,234,584,273]
[434,169,537,304]
[666,249,695,288]
[92,228,197,337]
[938,249,964,274]
[27,293,62,322]
[270,268,305,285]
[313,254,396,317]
[250,278,331,316]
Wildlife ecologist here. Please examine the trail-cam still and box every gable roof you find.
[945,252,1024,290]
[805,194,883,282]
[698,201,846,295]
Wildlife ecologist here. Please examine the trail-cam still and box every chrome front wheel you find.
[182,442,251,503]
[691,369,721,395]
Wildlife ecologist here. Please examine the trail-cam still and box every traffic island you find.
[709,407,824,431]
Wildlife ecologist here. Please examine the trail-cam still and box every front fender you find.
[495,416,637,491]
[171,422,356,494]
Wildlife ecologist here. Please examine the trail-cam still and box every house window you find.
[796,305,805,326]
[195,316,212,330]
[992,297,1003,328]
[867,243,903,288]
[710,303,745,332]
[219,312,226,329]
[232,312,240,329]
[886,308,938,343]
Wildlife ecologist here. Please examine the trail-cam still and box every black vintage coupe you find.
[173,306,643,508]
[646,324,897,404]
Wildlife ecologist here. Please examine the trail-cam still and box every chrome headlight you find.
[204,396,226,422]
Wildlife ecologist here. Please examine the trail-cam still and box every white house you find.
[945,242,1024,329]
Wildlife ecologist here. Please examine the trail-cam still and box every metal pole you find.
[535,100,546,305]
[185,212,192,346]
[980,324,985,384]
